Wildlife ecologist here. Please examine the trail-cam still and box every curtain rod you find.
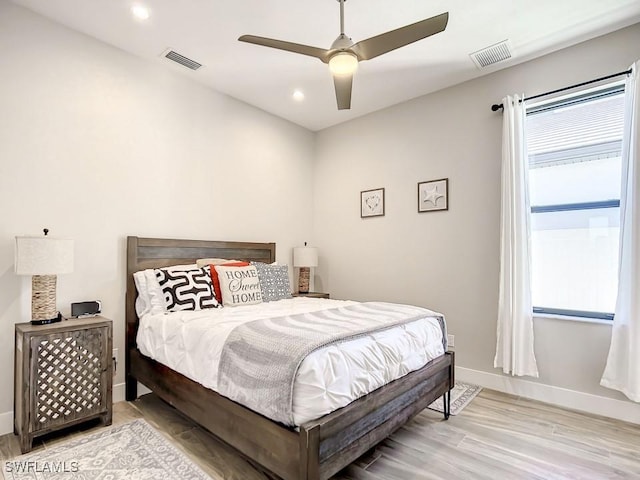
[490,68,632,112]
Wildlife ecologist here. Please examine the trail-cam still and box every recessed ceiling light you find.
[131,4,150,20]
[293,90,305,101]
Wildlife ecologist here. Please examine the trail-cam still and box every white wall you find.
[313,24,640,413]
[0,0,315,425]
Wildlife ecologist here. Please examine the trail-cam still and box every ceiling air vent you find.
[470,40,512,69]
[162,49,202,70]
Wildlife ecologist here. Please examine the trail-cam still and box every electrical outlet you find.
[112,348,118,377]
[447,334,455,348]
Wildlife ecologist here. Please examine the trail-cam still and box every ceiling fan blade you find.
[333,74,353,110]
[239,35,331,63]
[352,12,448,61]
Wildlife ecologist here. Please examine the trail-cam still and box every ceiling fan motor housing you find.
[331,33,354,51]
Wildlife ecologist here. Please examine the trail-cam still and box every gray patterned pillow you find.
[155,267,219,311]
[251,262,293,302]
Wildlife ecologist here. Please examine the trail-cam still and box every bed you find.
[125,236,454,480]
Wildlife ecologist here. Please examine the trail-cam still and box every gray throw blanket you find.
[217,302,446,426]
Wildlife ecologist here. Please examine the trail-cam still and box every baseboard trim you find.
[114,382,126,403]
[457,366,640,425]
[138,382,152,396]
[0,410,13,437]
[112,381,150,403]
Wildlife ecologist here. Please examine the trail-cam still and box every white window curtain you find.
[601,61,640,402]
[494,94,539,377]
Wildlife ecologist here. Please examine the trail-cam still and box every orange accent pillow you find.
[209,262,249,302]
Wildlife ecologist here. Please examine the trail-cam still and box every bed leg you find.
[443,350,454,420]
[443,390,450,420]
[299,425,320,480]
[125,375,137,401]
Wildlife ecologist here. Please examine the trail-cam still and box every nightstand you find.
[292,292,330,299]
[14,316,113,453]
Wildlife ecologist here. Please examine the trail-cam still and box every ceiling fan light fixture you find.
[329,52,358,76]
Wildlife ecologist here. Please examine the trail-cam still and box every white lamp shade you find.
[15,236,74,275]
[293,246,318,268]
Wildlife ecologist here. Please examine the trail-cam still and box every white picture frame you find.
[361,188,385,218]
[418,178,448,212]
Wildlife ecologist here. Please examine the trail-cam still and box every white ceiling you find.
[10,0,640,131]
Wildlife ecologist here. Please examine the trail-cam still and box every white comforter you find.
[136,297,445,425]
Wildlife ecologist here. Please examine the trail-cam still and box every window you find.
[526,84,625,320]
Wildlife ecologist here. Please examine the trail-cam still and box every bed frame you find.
[125,236,454,480]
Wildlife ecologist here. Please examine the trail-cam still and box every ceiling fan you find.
[239,0,448,110]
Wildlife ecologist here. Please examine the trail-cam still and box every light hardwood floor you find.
[1,390,638,479]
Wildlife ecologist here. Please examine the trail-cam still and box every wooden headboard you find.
[125,236,276,392]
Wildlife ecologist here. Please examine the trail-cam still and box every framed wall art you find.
[361,188,385,218]
[418,178,448,213]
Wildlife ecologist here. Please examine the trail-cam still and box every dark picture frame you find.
[361,188,385,218]
[418,178,448,212]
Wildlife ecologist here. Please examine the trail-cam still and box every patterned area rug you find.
[428,381,482,415]
[5,419,211,480]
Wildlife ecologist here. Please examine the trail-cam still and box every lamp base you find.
[298,267,311,294]
[31,274,59,324]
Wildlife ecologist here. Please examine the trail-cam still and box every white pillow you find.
[133,271,151,317]
[133,264,199,316]
[144,269,166,315]
[216,265,263,307]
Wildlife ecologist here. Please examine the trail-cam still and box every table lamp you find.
[293,243,318,294]
[15,229,74,325]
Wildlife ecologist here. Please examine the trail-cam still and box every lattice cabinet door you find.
[15,317,113,453]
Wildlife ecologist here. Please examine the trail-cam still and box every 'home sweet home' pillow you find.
[215,265,263,307]
[209,262,250,303]
[155,267,219,311]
